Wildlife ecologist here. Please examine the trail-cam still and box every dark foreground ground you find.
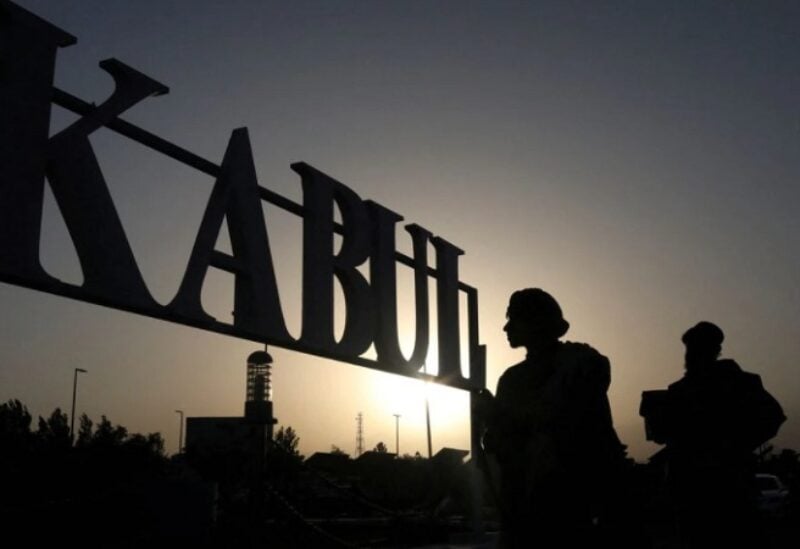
[206,509,799,549]
[414,515,800,549]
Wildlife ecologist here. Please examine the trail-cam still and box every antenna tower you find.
[355,412,364,457]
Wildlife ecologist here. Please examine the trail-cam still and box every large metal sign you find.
[0,1,485,391]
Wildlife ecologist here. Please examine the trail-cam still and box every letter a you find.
[170,128,290,342]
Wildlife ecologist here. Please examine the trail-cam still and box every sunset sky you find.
[2,0,798,462]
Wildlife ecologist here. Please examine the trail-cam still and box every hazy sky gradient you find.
[2,0,798,460]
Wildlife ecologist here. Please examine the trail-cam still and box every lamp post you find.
[393,413,401,456]
[423,363,433,459]
[70,368,87,444]
[175,410,184,454]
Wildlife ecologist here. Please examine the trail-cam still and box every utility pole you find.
[423,363,433,459]
[175,409,184,454]
[70,368,87,444]
[393,413,401,456]
[425,396,433,459]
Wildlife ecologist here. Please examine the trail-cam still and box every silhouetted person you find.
[642,321,785,549]
[476,288,626,548]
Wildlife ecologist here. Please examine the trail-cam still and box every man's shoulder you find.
[498,359,529,383]
[668,360,769,398]
[558,341,610,370]
[721,360,774,397]
[715,359,766,390]
[556,341,611,387]
[717,358,744,375]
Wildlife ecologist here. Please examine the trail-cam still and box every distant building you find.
[185,351,275,461]
[305,451,353,477]
[301,447,470,512]
[185,417,264,458]
[432,447,469,468]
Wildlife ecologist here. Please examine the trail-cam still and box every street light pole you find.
[70,368,87,444]
[393,413,401,456]
[424,393,433,459]
[175,410,184,454]
[423,363,433,459]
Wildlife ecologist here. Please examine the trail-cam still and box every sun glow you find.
[368,360,471,455]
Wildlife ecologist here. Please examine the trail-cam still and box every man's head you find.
[504,288,569,352]
[682,321,724,372]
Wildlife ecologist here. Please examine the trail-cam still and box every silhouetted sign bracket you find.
[0,0,486,392]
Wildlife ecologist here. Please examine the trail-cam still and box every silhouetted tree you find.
[274,426,302,460]
[75,413,93,447]
[330,445,348,456]
[91,415,128,448]
[124,432,166,460]
[1,399,179,547]
[0,399,35,467]
[373,441,388,453]
[267,425,304,493]
[36,408,70,451]
[0,399,33,442]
